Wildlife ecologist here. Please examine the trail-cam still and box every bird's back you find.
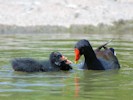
[12,58,43,72]
[95,49,120,69]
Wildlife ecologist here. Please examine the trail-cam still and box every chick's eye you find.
[57,55,62,58]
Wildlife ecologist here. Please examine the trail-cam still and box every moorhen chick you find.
[12,52,72,72]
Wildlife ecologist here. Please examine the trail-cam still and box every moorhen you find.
[12,52,72,72]
[74,39,120,70]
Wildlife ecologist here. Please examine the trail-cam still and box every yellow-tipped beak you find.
[75,61,78,64]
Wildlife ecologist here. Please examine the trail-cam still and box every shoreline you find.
[0,19,133,34]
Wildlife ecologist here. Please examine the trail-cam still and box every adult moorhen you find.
[12,52,72,72]
[74,39,120,70]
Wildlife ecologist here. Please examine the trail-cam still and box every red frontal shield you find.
[74,48,80,62]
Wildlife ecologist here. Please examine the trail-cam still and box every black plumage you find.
[74,39,120,70]
[12,52,72,72]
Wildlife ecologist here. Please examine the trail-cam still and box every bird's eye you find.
[57,55,62,58]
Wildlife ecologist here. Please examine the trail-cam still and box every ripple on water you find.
[0,33,133,100]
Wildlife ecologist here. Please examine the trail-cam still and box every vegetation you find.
[0,19,133,34]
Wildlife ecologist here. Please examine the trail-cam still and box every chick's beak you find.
[60,56,72,64]
[74,48,80,64]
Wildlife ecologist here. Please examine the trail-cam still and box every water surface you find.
[0,33,133,100]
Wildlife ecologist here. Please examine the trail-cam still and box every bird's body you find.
[74,39,120,70]
[95,49,120,70]
[12,52,72,72]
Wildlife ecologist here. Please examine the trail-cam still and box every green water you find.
[0,33,133,100]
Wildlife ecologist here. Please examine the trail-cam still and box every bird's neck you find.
[84,47,97,62]
[83,47,99,69]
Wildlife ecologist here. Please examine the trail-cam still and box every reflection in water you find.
[74,74,80,98]
[0,33,133,100]
[80,70,120,99]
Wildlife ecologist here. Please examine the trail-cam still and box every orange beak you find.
[74,48,80,64]
[60,56,72,64]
